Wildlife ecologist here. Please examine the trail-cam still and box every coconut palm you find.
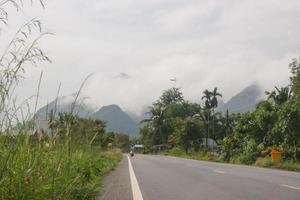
[141,106,166,145]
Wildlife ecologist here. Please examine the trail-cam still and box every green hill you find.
[218,84,263,113]
[91,105,139,137]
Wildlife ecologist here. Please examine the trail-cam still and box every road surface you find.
[98,154,300,200]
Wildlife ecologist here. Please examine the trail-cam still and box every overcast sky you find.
[3,0,300,114]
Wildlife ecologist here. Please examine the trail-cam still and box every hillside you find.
[35,97,139,136]
[35,96,94,120]
[218,84,263,113]
[91,105,139,137]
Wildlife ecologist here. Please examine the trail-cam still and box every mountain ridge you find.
[91,104,139,137]
[35,98,139,137]
[218,84,263,113]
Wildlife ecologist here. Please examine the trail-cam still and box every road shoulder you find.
[97,155,133,200]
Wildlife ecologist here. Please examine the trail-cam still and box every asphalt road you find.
[98,154,300,200]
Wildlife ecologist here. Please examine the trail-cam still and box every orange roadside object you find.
[271,148,282,162]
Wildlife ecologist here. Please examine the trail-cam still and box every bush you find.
[280,160,300,171]
[167,147,186,156]
[262,156,274,167]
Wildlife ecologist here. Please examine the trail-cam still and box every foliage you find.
[0,135,122,200]
[168,117,204,152]
[289,56,300,102]
[114,133,130,151]
[266,86,292,105]
[140,87,192,146]
[0,0,51,131]
[140,58,300,170]
[0,2,125,199]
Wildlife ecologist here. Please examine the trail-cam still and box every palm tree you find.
[202,90,212,148]
[201,88,222,148]
[210,87,222,142]
[266,86,292,105]
[211,87,222,108]
[141,106,166,145]
[202,90,212,109]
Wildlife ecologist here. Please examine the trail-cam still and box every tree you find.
[168,117,204,153]
[210,87,222,144]
[289,56,300,103]
[201,87,222,148]
[159,87,184,106]
[202,89,212,109]
[115,133,130,151]
[140,88,186,146]
[201,89,212,147]
[266,86,292,105]
[142,105,166,145]
[211,87,222,108]
[272,101,300,160]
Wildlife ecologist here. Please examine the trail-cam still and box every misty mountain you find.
[35,95,94,120]
[127,106,150,124]
[35,97,139,136]
[35,83,263,136]
[91,105,139,137]
[218,84,263,113]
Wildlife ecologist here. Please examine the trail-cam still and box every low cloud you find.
[4,0,300,114]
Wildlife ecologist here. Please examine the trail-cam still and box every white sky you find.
[2,0,300,114]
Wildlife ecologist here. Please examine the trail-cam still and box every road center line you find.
[127,155,144,200]
[213,169,225,174]
[280,184,300,191]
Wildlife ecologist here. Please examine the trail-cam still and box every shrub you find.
[262,156,274,167]
[280,160,300,171]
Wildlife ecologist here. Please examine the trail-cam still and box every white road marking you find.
[127,155,144,200]
[213,169,225,174]
[280,184,300,191]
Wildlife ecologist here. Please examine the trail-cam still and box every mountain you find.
[35,95,94,120]
[127,106,150,124]
[91,105,139,137]
[218,84,263,113]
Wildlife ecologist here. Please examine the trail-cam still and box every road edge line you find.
[127,155,144,200]
[213,169,225,174]
[280,184,300,191]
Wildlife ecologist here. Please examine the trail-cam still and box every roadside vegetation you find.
[138,58,300,171]
[0,134,122,200]
[0,1,122,199]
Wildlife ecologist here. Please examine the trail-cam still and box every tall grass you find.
[0,2,122,199]
[0,135,121,200]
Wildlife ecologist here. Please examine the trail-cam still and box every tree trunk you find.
[206,111,209,148]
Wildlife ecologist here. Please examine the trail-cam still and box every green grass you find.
[255,156,300,172]
[160,147,220,162]
[160,148,300,172]
[0,135,122,200]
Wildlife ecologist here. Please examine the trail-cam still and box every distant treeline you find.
[138,57,300,166]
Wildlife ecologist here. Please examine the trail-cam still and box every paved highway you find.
[98,154,300,200]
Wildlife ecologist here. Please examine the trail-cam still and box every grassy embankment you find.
[160,148,300,172]
[0,135,122,200]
